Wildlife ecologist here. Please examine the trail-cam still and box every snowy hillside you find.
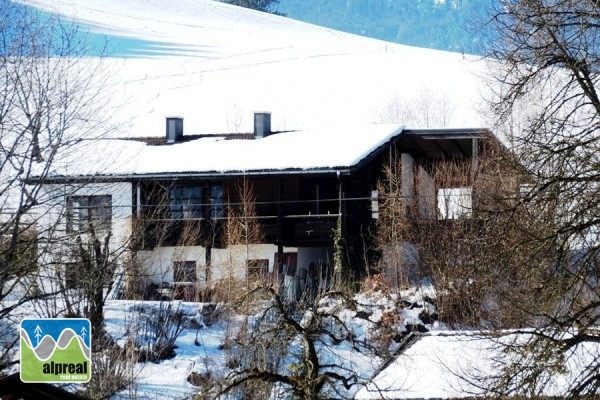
[19,0,490,138]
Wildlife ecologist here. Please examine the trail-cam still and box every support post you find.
[401,153,415,215]
[136,183,142,218]
[333,172,345,289]
[276,178,284,287]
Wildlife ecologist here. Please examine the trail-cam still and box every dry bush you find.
[369,309,404,357]
[83,335,139,399]
[360,274,392,297]
[374,142,544,328]
[130,301,186,362]
[121,254,149,300]
[206,277,246,304]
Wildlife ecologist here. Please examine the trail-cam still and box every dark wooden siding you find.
[134,175,342,250]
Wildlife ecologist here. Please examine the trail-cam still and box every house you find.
[37,113,513,301]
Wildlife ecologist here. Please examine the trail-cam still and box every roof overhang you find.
[399,128,492,160]
[33,167,354,184]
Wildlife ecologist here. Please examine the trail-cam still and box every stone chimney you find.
[253,112,271,139]
[166,117,183,144]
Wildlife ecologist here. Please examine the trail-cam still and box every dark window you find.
[170,186,203,219]
[67,195,112,233]
[169,184,224,219]
[173,261,197,283]
[209,185,224,218]
[64,262,80,289]
[275,252,297,277]
[299,179,338,216]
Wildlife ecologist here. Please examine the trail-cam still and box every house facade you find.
[38,113,512,301]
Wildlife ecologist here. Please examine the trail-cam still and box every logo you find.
[20,318,91,383]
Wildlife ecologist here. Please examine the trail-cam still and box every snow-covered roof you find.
[140,123,406,174]
[47,123,406,179]
[355,330,600,399]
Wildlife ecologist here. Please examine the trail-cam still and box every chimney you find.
[166,117,183,143]
[253,112,271,138]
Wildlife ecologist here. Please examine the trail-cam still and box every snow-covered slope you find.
[19,0,489,138]
[355,330,600,399]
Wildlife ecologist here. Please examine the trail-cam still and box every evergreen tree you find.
[221,0,284,15]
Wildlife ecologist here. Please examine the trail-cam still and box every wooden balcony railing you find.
[132,213,340,250]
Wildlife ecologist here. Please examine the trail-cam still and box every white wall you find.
[138,244,333,289]
[139,244,292,287]
[38,181,133,245]
[137,246,207,284]
[32,182,133,294]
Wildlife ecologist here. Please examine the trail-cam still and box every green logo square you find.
[20,318,91,383]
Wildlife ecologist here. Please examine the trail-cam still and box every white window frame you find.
[437,187,472,219]
[66,195,112,233]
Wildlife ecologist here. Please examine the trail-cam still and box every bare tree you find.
[227,178,265,266]
[72,230,115,336]
[0,7,141,399]
[478,0,600,396]
[0,1,112,372]
[226,102,244,133]
[208,286,384,400]
[214,178,265,301]
[375,86,455,127]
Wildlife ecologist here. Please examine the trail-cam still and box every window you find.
[209,185,224,218]
[67,195,112,233]
[64,262,80,289]
[169,184,224,219]
[371,189,379,219]
[275,252,297,276]
[437,187,472,219]
[247,259,269,286]
[173,261,197,283]
[170,186,203,219]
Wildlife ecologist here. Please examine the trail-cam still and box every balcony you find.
[133,218,225,249]
[133,213,339,250]
[262,214,338,247]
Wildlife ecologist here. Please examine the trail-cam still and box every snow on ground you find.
[10,284,595,399]
[102,299,303,399]
[5,283,440,399]
[19,0,490,139]
[102,300,223,399]
[355,328,600,399]
[355,331,494,400]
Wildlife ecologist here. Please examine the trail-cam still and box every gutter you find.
[30,167,353,184]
